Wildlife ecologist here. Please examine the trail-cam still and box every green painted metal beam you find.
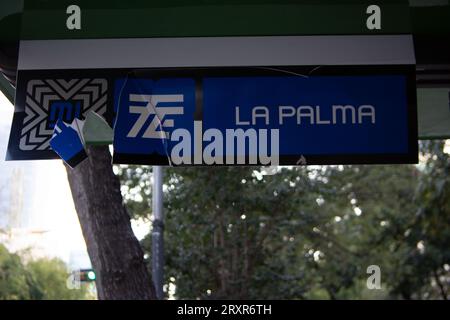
[0,75,14,104]
[417,88,450,139]
[20,4,411,40]
[2,1,449,40]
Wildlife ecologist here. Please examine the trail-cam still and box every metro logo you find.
[48,101,82,129]
[14,78,107,153]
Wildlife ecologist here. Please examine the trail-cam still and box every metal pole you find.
[152,166,164,299]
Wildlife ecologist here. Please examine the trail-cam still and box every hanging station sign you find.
[6,1,419,166]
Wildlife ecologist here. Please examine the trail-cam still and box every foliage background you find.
[0,244,91,300]
[1,141,448,300]
[118,141,449,300]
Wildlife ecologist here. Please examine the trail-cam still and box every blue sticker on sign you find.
[50,119,87,168]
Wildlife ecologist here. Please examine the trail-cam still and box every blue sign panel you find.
[203,76,408,155]
[113,78,196,158]
[112,75,417,165]
[6,74,110,161]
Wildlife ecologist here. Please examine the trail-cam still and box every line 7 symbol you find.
[127,94,184,139]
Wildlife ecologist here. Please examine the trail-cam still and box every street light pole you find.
[152,165,164,299]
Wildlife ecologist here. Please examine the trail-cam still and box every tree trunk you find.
[66,145,156,300]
